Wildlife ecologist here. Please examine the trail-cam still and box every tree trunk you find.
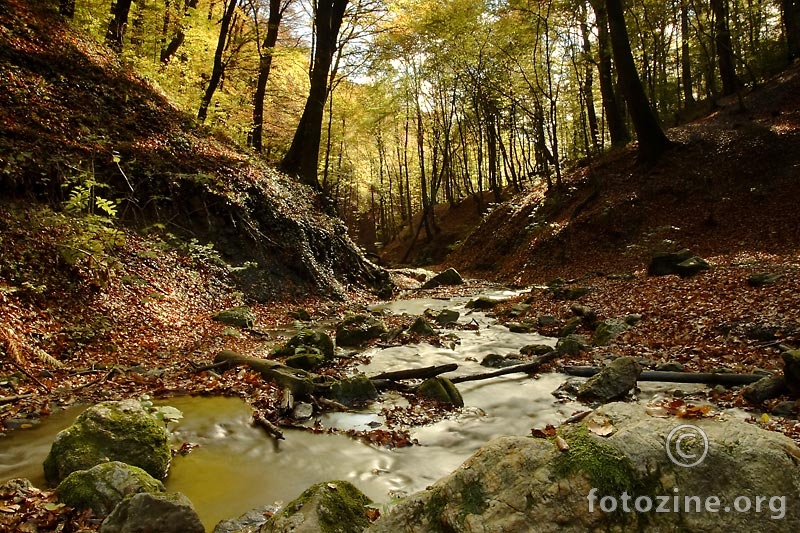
[781,0,800,61]
[580,2,600,153]
[197,0,238,123]
[590,0,630,146]
[680,0,695,105]
[605,0,670,163]
[711,0,739,96]
[105,0,134,53]
[280,0,349,189]
[251,0,287,152]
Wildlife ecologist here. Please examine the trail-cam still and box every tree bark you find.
[711,0,739,96]
[781,0,800,61]
[251,0,287,152]
[105,0,134,53]
[197,0,238,123]
[280,0,349,189]
[579,2,600,153]
[605,0,670,163]
[590,0,630,146]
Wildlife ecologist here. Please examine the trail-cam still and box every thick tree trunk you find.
[580,3,600,153]
[197,0,238,123]
[781,0,800,61]
[605,0,670,163]
[105,0,134,53]
[280,0,349,189]
[590,0,630,146]
[711,0,739,96]
[251,0,285,152]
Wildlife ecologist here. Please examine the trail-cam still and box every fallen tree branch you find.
[369,363,458,382]
[562,366,767,385]
[253,412,285,440]
[0,393,33,405]
[214,350,317,396]
[450,351,558,384]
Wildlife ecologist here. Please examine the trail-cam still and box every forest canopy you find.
[57,0,800,244]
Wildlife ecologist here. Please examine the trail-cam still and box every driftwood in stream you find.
[214,350,317,396]
[369,364,458,382]
[563,366,766,385]
[253,412,285,440]
[450,351,558,384]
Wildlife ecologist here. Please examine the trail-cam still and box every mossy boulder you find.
[330,375,379,406]
[335,315,387,346]
[577,357,642,403]
[261,480,373,533]
[748,272,784,287]
[409,316,435,336]
[56,461,165,518]
[417,377,464,407]
[648,249,709,277]
[556,334,590,356]
[465,296,502,309]
[213,306,256,328]
[273,328,335,360]
[368,402,800,532]
[520,344,554,356]
[285,352,327,370]
[100,491,204,533]
[591,319,629,346]
[43,399,171,485]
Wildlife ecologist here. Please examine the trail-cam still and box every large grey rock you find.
[56,461,165,518]
[577,357,642,402]
[369,402,800,532]
[648,249,709,277]
[261,480,373,533]
[556,334,590,356]
[591,319,629,346]
[742,375,788,404]
[335,315,388,346]
[420,268,464,289]
[101,492,204,533]
[43,400,171,485]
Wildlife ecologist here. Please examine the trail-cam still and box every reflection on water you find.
[0,291,708,530]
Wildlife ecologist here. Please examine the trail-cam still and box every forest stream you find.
[0,289,710,529]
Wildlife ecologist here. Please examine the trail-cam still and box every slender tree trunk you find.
[590,0,630,146]
[605,0,670,163]
[711,0,739,95]
[197,0,238,123]
[580,2,600,153]
[251,0,286,152]
[280,0,349,189]
[680,0,695,105]
[105,0,134,53]
[781,0,800,61]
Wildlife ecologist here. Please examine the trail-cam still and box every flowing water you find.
[0,290,705,529]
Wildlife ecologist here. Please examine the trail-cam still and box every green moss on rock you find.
[56,461,164,518]
[263,480,372,533]
[43,399,171,485]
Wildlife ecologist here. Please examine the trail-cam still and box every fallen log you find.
[253,412,285,440]
[214,350,318,396]
[450,351,558,384]
[369,363,458,382]
[562,366,767,385]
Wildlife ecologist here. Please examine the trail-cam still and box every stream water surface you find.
[0,290,702,529]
